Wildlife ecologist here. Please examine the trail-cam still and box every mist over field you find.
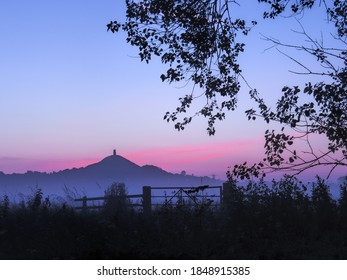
[0,152,344,201]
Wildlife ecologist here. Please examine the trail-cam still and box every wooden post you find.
[222,182,233,208]
[82,196,87,211]
[142,186,152,218]
[219,185,223,208]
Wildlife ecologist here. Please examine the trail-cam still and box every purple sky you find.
[0,1,345,181]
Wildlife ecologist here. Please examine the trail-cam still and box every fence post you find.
[222,182,233,208]
[142,186,152,218]
[82,196,87,211]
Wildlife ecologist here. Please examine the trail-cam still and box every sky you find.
[0,0,345,181]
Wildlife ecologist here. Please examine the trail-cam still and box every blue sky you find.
[0,0,344,180]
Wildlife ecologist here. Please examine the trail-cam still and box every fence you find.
[74,183,233,216]
[150,185,223,207]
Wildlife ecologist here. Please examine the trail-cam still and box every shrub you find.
[103,182,130,217]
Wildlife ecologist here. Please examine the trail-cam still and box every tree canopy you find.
[108,0,347,178]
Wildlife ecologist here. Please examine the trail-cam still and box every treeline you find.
[0,177,347,259]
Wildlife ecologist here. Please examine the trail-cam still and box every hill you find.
[0,153,224,198]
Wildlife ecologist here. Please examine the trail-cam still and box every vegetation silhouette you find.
[108,0,346,178]
[1,178,347,259]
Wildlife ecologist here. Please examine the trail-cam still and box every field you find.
[1,176,347,259]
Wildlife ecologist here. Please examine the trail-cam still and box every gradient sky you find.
[0,0,345,180]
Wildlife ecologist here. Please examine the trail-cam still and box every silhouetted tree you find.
[338,180,347,227]
[28,188,43,211]
[311,176,337,229]
[103,182,130,215]
[108,0,346,177]
[0,194,10,218]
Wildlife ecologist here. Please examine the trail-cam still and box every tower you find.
[113,149,117,156]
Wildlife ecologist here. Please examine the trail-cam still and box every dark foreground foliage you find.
[1,177,347,259]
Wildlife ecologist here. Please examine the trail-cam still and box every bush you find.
[103,182,131,218]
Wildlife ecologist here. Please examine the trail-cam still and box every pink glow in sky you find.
[0,157,99,175]
[124,138,264,179]
[0,137,265,181]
